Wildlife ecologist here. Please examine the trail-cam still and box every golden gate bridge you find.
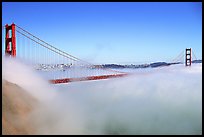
[2,23,198,84]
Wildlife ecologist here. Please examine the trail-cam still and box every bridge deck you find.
[50,73,128,84]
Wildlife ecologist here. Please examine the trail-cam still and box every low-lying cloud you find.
[2,57,202,135]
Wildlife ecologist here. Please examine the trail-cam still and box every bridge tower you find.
[5,23,16,57]
[185,48,191,66]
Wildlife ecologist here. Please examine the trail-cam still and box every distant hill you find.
[101,64,125,69]
[101,60,201,69]
[149,62,170,68]
[102,62,176,69]
[192,60,202,63]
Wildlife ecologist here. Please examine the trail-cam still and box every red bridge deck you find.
[50,73,128,84]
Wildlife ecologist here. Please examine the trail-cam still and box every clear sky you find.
[2,2,202,64]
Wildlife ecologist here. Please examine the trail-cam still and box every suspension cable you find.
[16,25,91,64]
[16,29,78,62]
[192,50,197,60]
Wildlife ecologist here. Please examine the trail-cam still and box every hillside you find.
[2,80,38,135]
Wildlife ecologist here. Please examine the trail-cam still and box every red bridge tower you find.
[5,23,16,57]
[185,48,191,66]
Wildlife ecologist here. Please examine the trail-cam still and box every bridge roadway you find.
[50,73,128,84]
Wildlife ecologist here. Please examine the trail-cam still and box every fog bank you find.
[2,57,202,135]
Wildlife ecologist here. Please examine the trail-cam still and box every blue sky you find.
[2,2,202,64]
